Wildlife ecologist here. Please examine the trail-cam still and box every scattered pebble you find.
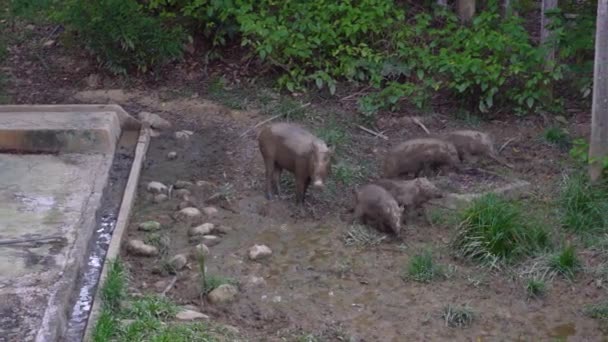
[139,111,172,130]
[201,235,221,246]
[196,180,214,187]
[248,244,272,261]
[127,240,159,257]
[176,207,201,222]
[176,309,209,321]
[169,254,188,271]
[272,296,282,303]
[189,223,215,236]
[246,276,266,287]
[175,130,194,140]
[175,180,194,189]
[147,181,168,194]
[42,40,55,48]
[174,188,191,199]
[138,221,161,231]
[25,24,35,30]
[207,284,238,304]
[153,194,168,203]
[201,206,219,217]
[167,151,177,160]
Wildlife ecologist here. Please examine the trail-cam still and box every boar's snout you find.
[312,179,325,188]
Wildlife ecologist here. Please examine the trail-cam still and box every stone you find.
[201,235,221,246]
[189,223,215,236]
[214,225,232,234]
[176,309,209,321]
[167,151,177,160]
[174,188,191,199]
[138,221,161,231]
[138,111,171,130]
[42,40,55,48]
[193,243,210,257]
[175,180,194,189]
[154,194,168,203]
[248,244,272,261]
[207,284,238,304]
[272,296,282,303]
[196,180,215,187]
[147,181,168,194]
[222,325,240,335]
[178,201,194,210]
[202,206,219,216]
[246,276,266,287]
[25,24,35,30]
[85,74,100,88]
[175,130,194,140]
[169,254,188,271]
[128,240,159,257]
[176,207,201,222]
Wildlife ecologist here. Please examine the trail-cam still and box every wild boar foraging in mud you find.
[382,138,461,179]
[353,184,403,236]
[443,130,512,168]
[258,122,333,204]
[373,178,443,219]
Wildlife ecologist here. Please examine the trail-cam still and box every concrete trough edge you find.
[82,127,151,342]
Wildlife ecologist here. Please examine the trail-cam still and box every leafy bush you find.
[451,194,550,267]
[57,0,186,74]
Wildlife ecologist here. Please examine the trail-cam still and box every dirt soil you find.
[2,18,605,342]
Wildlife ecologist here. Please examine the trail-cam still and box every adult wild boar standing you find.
[258,122,333,204]
[382,138,460,179]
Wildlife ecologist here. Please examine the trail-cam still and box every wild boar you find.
[382,138,461,179]
[373,177,443,222]
[353,184,403,235]
[443,130,512,168]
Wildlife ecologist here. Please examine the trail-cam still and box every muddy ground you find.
[2,17,606,342]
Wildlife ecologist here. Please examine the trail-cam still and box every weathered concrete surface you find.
[0,105,139,342]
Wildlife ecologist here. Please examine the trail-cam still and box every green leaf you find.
[315,78,323,89]
[526,97,534,109]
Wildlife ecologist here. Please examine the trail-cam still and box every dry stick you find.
[498,137,516,154]
[357,125,389,140]
[161,276,178,297]
[412,117,431,135]
[0,235,65,246]
[239,102,312,138]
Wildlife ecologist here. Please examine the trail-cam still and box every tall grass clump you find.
[404,251,446,283]
[100,259,127,310]
[451,194,549,267]
[560,174,608,234]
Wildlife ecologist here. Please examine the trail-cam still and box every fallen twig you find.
[239,102,311,138]
[161,276,178,297]
[498,137,516,154]
[357,125,389,140]
[412,117,430,135]
[0,235,65,246]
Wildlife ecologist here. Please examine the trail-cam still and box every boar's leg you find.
[264,159,276,200]
[295,176,311,204]
[272,165,282,196]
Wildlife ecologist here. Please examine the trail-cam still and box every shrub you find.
[57,0,186,74]
[560,173,608,234]
[451,194,549,267]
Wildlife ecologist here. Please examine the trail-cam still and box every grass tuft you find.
[442,304,475,328]
[145,232,171,256]
[404,252,446,283]
[543,126,570,149]
[451,194,549,267]
[344,224,387,247]
[560,174,608,234]
[127,295,178,320]
[548,245,581,279]
[202,275,236,295]
[100,259,127,310]
[525,278,546,299]
[92,309,118,342]
[585,302,608,320]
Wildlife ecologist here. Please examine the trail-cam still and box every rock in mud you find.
[169,254,188,271]
[153,194,168,203]
[213,225,233,235]
[248,244,272,260]
[167,151,177,160]
[176,207,201,222]
[174,188,191,199]
[201,235,221,246]
[175,130,194,140]
[175,180,194,189]
[176,309,209,321]
[202,206,219,216]
[138,111,172,130]
[192,243,210,257]
[147,181,168,194]
[188,223,215,236]
[208,284,238,304]
[138,221,161,231]
[127,240,159,257]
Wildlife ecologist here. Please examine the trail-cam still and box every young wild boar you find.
[374,178,443,222]
[258,122,333,204]
[382,138,461,179]
[443,130,512,168]
[353,184,403,236]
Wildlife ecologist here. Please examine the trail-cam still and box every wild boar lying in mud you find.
[258,122,333,204]
[373,177,443,221]
[382,138,461,179]
[442,130,512,168]
[353,184,403,236]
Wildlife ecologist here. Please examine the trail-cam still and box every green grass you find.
[548,245,581,279]
[525,278,546,299]
[451,194,550,267]
[92,309,119,342]
[100,259,127,310]
[560,174,608,234]
[145,232,170,256]
[332,160,365,186]
[404,252,446,283]
[202,274,235,295]
[343,224,387,247]
[543,126,571,149]
[127,295,178,320]
[442,304,475,328]
[585,302,608,320]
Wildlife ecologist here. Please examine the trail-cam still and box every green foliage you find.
[202,275,235,295]
[548,245,581,279]
[525,279,546,299]
[451,194,550,267]
[127,295,178,320]
[56,0,186,74]
[570,139,608,174]
[100,259,127,311]
[404,251,446,283]
[560,173,608,234]
[8,0,58,20]
[543,127,570,149]
[585,302,608,320]
[93,309,119,342]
